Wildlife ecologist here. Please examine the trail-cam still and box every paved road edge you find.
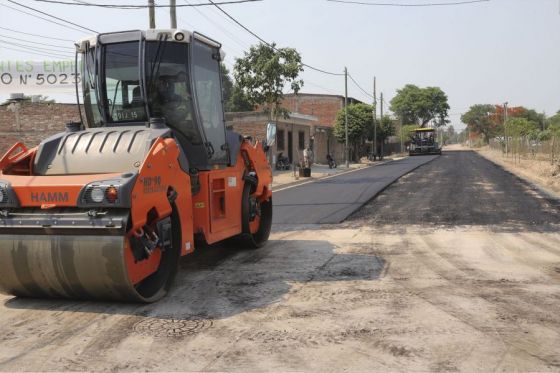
[274,159,395,193]
[337,154,441,223]
[474,149,560,203]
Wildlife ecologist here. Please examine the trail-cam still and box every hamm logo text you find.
[30,192,69,203]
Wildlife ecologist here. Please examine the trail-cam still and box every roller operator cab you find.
[0,29,274,302]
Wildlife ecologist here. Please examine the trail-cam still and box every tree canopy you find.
[460,104,498,144]
[220,63,253,112]
[334,103,373,143]
[333,104,396,160]
[220,63,233,106]
[372,115,396,141]
[233,42,304,119]
[389,84,450,127]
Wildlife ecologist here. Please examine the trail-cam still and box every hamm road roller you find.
[0,29,274,302]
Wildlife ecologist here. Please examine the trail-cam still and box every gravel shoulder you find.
[1,149,560,372]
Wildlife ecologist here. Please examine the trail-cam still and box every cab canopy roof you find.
[412,128,436,132]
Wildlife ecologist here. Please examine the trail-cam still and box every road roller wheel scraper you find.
[0,29,274,302]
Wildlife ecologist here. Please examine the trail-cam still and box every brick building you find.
[280,93,364,163]
[0,100,80,155]
[225,111,317,166]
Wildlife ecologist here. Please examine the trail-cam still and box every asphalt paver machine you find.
[408,128,442,156]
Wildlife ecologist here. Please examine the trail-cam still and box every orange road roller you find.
[0,29,274,302]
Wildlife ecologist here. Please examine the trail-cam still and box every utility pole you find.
[372,76,377,160]
[170,0,177,28]
[400,116,404,154]
[504,101,508,157]
[148,0,156,29]
[380,92,384,159]
[344,67,349,168]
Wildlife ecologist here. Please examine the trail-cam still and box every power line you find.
[0,42,73,59]
[28,0,262,8]
[347,73,374,99]
[0,26,75,42]
[6,0,98,33]
[303,81,341,96]
[181,0,251,52]
[0,35,73,50]
[326,0,490,6]
[0,40,74,57]
[0,3,90,34]
[206,0,344,76]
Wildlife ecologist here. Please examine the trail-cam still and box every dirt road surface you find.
[1,148,560,372]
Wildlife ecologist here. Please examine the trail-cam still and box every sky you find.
[0,0,559,130]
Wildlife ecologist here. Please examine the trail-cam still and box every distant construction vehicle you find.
[0,29,274,302]
[408,128,442,156]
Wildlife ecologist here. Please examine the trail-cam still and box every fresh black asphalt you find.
[272,155,438,225]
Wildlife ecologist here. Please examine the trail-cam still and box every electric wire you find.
[0,26,75,42]
[326,0,490,6]
[0,39,74,55]
[181,0,251,52]
[0,43,74,59]
[203,2,255,47]
[206,0,344,76]
[303,81,341,96]
[6,0,98,33]
[0,3,91,34]
[0,34,74,51]
[28,0,262,8]
[347,73,374,99]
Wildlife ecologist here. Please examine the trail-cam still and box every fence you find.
[488,137,560,165]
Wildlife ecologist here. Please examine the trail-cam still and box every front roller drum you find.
[0,233,179,302]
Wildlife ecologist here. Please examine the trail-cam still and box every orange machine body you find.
[0,135,272,289]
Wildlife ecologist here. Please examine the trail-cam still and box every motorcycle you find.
[275,152,291,170]
[327,153,337,169]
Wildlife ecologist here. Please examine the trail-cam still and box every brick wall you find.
[280,94,363,128]
[0,101,79,155]
[281,94,343,127]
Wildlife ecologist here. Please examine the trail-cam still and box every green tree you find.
[378,116,396,140]
[390,84,450,127]
[505,117,538,138]
[518,108,546,131]
[226,84,253,112]
[461,104,497,144]
[233,43,304,119]
[334,103,373,161]
[398,124,418,142]
[505,117,539,162]
[220,63,233,106]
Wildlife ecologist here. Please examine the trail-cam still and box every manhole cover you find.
[133,317,212,337]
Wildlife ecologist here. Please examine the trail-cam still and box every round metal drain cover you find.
[133,317,212,337]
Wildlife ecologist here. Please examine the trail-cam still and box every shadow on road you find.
[3,239,385,321]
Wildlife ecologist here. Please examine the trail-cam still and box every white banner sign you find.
[0,60,81,94]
